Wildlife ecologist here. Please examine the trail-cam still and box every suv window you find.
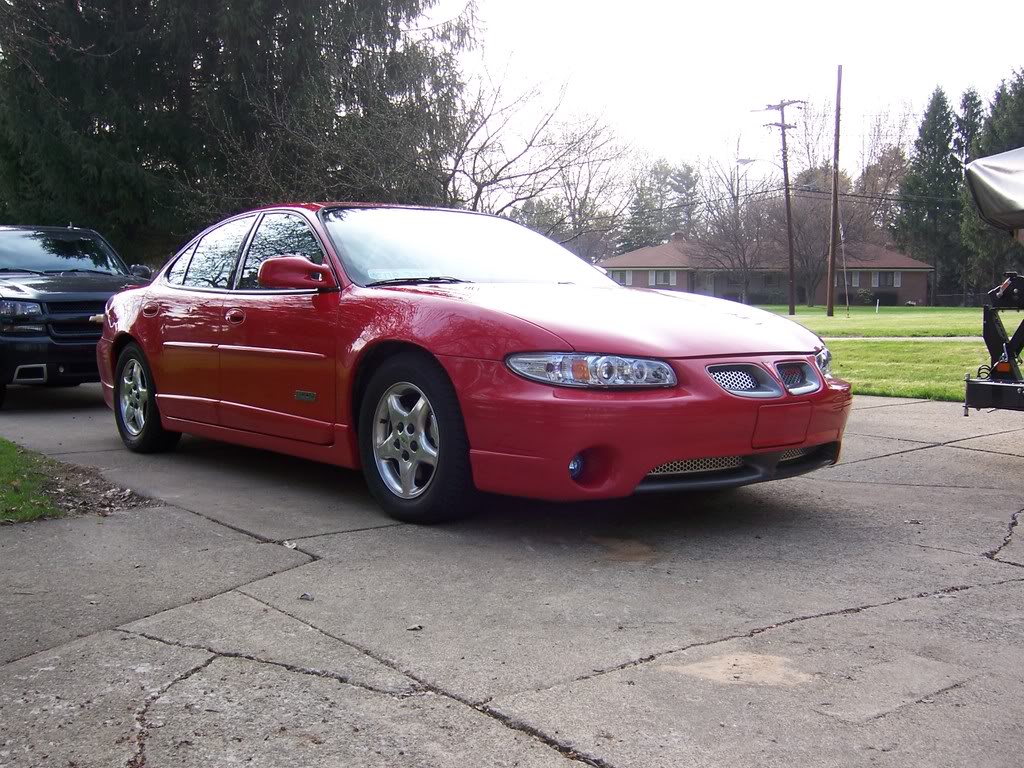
[237,213,325,290]
[183,217,255,289]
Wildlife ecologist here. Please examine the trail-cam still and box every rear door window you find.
[183,217,255,289]
[236,213,325,290]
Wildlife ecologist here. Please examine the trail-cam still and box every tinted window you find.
[165,243,197,285]
[0,229,128,275]
[237,214,325,290]
[183,217,254,289]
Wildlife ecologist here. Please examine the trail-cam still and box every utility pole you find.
[765,99,805,316]
[826,66,843,317]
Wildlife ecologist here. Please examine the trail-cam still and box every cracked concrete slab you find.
[121,591,415,694]
[142,656,578,767]
[830,433,931,464]
[0,630,212,768]
[238,493,1010,703]
[948,430,1024,457]
[489,580,1024,768]
[825,445,1023,492]
[0,505,308,664]
[843,400,1024,443]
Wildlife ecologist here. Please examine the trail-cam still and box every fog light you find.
[568,455,584,480]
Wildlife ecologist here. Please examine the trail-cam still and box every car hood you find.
[0,272,146,303]
[393,283,822,358]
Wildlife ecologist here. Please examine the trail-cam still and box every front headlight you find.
[815,346,833,377]
[0,300,43,318]
[507,353,677,388]
[0,300,44,334]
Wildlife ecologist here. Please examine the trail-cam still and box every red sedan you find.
[97,204,851,522]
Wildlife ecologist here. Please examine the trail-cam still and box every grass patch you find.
[829,340,988,401]
[760,305,981,338]
[0,437,60,523]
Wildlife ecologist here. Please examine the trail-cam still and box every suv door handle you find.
[142,302,159,317]
[226,308,245,324]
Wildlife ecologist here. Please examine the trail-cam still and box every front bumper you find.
[0,333,101,386]
[440,354,852,502]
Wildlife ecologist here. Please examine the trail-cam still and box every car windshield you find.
[321,207,615,287]
[0,230,128,275]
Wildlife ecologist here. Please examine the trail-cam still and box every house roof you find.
[598,237,933,271]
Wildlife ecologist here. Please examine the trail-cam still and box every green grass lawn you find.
[0,438,60,523]
[829,340,988,401]
[760,305,981,338]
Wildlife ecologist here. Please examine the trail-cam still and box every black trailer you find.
[964,147,1024,414]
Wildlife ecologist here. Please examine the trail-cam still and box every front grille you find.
[49,322,102,339]
[777,364,806,389]
[45,301,106,340]
[46,301,107,314]
[709,368,758,392]
[779,447,812,462]
[648,455,745,476]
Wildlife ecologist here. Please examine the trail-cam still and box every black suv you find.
[0,225,152,408]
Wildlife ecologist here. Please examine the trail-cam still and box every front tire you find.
[358,352,477,523]
[114,343,181,453]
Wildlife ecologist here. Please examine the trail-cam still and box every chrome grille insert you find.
[706,364,783,398]
[774,361,820,395]
[649,455,744,476]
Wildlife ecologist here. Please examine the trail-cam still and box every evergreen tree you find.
[614,160,697,253]
[954,88,985,167]
[893,87,963,303]
[960,72,1024,289]
[0,0,472,261]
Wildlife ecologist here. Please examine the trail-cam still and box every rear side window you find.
[183,217,255,289]
[237,213,325,290]
[165,243,197,285]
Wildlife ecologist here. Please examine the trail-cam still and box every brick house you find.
[597,235,933,305]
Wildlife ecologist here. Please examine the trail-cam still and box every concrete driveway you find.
[1,384,1022,767]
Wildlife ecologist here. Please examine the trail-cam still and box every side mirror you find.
[130,264,153,280]
[258,255,337,290]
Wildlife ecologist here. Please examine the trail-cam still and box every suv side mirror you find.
[131,264,153,280]
[258,255,337,291]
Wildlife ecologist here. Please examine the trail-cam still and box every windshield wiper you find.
[0,267,46,275]
[366,276,470,287]
[45,268,117,276]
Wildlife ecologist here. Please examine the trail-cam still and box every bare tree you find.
[855,107,913,233]
[692,159,777,303]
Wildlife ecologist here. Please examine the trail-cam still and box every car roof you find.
[254,202,488,217]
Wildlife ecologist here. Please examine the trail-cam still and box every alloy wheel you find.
[372,382,440,499]
[119,359,149,437]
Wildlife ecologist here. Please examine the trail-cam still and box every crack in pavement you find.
[830,426,1024,469]
[486,577,1024,705]
[235,589,617,768]
[126,653,217,768]
[985,508,1023,568]
[861,680,968,723]
[117,627,407,697]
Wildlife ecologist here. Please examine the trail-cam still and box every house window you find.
[763,272,780,288]
[879,271,895,288]
[852,271,860,287]
[655,270,671,286]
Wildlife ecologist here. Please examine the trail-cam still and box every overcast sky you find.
[433,0,1020,175]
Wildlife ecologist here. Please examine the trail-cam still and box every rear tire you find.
[114,343,181,453]
[358,352,477,523]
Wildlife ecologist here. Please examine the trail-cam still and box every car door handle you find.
[226,308,245,324]
[142,302,159,317]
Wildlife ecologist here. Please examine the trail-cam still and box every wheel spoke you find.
[398,458,416,495]
[375,432,398,460]
[410,396,430,437]
[387,393,410,424]
[418,440,438,466]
